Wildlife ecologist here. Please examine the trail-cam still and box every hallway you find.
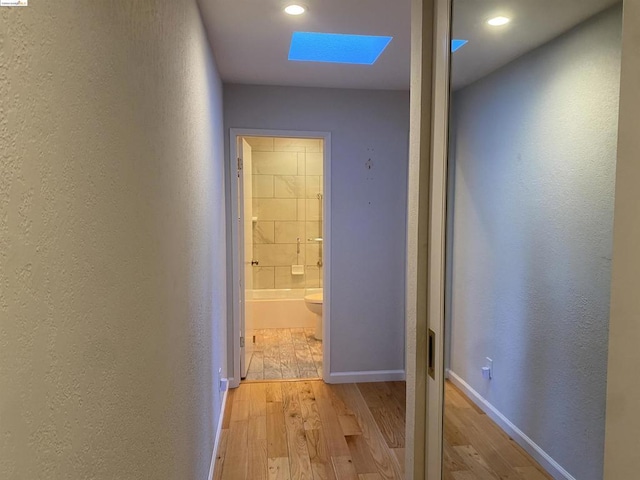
[2,2,635,478]
[215,381,551,479]
[215,381,406,479]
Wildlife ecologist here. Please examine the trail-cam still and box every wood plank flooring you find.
[443,382,553,480]
[216,381,405,480]
[215,380,552,480]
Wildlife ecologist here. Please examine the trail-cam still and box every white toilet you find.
[304,291,323,340]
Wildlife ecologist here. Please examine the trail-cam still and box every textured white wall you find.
[224,85,409,375]
[0,1,226,478]
[449,6,621,479]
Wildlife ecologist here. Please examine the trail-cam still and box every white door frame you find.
[228,128,332,388]
[237,138,254,380]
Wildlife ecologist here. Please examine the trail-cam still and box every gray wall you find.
[224,85,409,375]
[448,6,621,479]
[0,1,227,478]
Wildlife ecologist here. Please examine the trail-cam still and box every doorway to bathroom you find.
[229,129,331,387]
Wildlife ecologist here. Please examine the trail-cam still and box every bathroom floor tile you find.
[248,351,264,373]
[243,327,323,381]
[245,371,264,381]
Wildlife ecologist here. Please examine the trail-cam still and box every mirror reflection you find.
[444,1,622,479]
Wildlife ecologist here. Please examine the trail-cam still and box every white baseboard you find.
[446,370,576,480]
[207,384,229,480]
[328,369,405,384]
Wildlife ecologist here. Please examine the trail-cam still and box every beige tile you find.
[274,145,306,152]
[297,153,306,175]
[252,151,298,175]
[305,265,320,288]
[252,175,274,198]
[274,175,304,198]
[253,221,274,244]
[319,267,323,287]
[254,244,298,267]
[305,141,321,153]
[253,266,274,289]
[244,136,274,152]
[305,176,322,199]
[305,222,322,239]
[318,140,324,153]
[299,369,320,379]
[291,329,307,345]
[282,364,300,379]
[297,199,306,221]
[275,266,307,289]
[294,346,314,365]
[245,371,264,380]
[279,333,294,346]
[274,221,306,244]
[264,360,283,379]
[305,152,323,175]
[248,352,264,373]
[305,244,321,266]
[253,198,297,221]
[274,137,320,151]
[305,199,322,221]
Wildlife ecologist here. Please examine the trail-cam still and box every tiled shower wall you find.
[246,137,324,289]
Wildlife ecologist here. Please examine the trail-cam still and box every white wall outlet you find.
[482,357,493,380]
[218,368,224,392]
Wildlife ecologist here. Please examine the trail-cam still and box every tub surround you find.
[247,136,324,290]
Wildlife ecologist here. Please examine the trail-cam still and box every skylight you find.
[452,39,469,52]
[288,32,393,65]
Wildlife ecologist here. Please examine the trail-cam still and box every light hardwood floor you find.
[444,382,552,480]
[215,380,552,480]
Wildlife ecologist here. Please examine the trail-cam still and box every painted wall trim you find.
[228,128,332,388]
[207,386,229,480]
[405,1,436,477]
[425,0,452,478]
[328,370,405,384]
[447,370,577,480]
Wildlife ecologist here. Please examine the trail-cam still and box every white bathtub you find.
[246,288,322,329]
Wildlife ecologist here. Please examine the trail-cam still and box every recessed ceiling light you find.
[487,16,511,26]
[284,4,306,15]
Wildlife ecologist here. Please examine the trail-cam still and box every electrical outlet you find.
[218,368,224,392]
[482,357,493,380]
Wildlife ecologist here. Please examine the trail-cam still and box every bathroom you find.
[238,135,326,381]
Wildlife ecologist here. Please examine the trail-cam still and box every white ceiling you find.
[198,0,411,90]
[198,0,619,91]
